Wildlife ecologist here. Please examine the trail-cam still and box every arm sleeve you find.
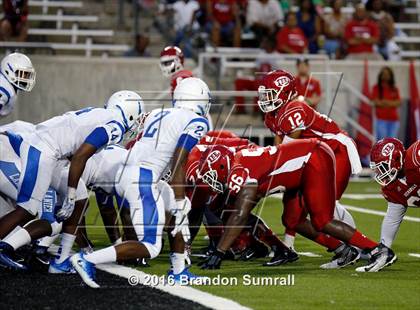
[84,127,109,149]
[380,202,407,247]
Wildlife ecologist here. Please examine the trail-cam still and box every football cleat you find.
[263,246,299,267]
[355,243,397,272]
[0,242,28,271]
[240,242,270,261]
[320,245,360,269]
[49,257,76,274]
[70,252,99,288]
[168,268,208,285]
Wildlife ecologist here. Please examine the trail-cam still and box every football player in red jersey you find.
[186,132,294,263]
[370,138,420,251]
[159,46,194,96]
[257,69,360,252]
[198,141,397,272]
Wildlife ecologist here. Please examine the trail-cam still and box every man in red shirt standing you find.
[0,0,28,42]
[344,4,381,60]
[276,12,308,54]
[295,59,322,110]
[207,0,241,47]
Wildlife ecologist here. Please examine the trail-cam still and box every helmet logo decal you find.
[207,150,221,164]
[274,76,290,88]
[381,143,395,157]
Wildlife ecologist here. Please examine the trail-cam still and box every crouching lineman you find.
[198,140,396,272]
[369,138,419,254]
[0,91,144,249]
[258,70,359,253]
[70,77,212,288]
[0,52,36,117]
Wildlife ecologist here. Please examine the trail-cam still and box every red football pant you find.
[282,142,336,231]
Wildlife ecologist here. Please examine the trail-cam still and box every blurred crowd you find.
[152,0,404,60]
[0,0,29,42]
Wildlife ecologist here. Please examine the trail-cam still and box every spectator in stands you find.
[322,0,348,59]
[206,0,241,47]
[246,0,284,47]
[234,38,278,114]
[296,0,321,54]
[366,0,396,60]
[372,66,402,140]
[124,34,152,57]
[344,4,381,60]
[295,59,321,110]
[276,12,308,54]
[172,0,200,58]
[0,0,28,42]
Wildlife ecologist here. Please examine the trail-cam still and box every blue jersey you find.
[25,107,128,158]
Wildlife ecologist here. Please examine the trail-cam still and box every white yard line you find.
[297,252,322,258]
[342,194,384,200]
[342,204,420,223]
[97,263,251,310]
[408,253,420,258]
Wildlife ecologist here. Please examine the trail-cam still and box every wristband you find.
[67,187,77,201]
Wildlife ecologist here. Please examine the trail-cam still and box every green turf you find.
[85,181,420,310]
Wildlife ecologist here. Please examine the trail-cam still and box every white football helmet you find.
[106,90,145,131]
[173,77,211,116]
[1,53,36,92]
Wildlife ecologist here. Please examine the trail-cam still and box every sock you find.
[56,233,76,264]
[348,230,378,250]
[3,228,31,250]
[85,246,117,265]
[170,252,185,274]
[2,225,22,241]
[315,233,342,251]
[37,235,58,248]
[283,233,296,249]
[256,228,287,250]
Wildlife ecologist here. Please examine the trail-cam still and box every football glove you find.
[56,187,77,222]
[198,249,224,270]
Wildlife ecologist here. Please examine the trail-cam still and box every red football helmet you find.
[370,138,406,186]
[199,145,235,193]
[160,46,184,77]
[257,70,298,113]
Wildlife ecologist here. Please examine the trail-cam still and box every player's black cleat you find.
[263,246,299,267]
[240,242,270,261]
[320,245,360,269]
[355,243,397,272]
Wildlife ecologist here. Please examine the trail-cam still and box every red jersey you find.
[404,140,420,185]
[382,178,420,207]
[296,76,322,105]
[372,84,401,121]
[264,100,342,150]
[212,0,235,25]
[344,19,380,54]
[225,140,319,197]
[170,69,194,96]
[276,26,307,54]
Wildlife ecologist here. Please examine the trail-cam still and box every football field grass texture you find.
[85,181,420,310]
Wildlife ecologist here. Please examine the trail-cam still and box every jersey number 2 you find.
[144,111,171,138]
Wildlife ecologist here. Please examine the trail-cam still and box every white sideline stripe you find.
[342,194,384,199]
[97,264,251,310]
[342,204,420,223]
[408,253,420,258]
[297,252,322,258]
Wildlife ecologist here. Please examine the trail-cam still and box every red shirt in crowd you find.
[212,0,236,25]
[276,26,308,54]
[371,83,401,121]
[296,76,322,103]
[344,19,380,54]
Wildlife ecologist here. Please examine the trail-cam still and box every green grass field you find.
[85,181,420,310]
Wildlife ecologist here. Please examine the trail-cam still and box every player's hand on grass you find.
[56,187,76,221]
[198,249,224,270]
